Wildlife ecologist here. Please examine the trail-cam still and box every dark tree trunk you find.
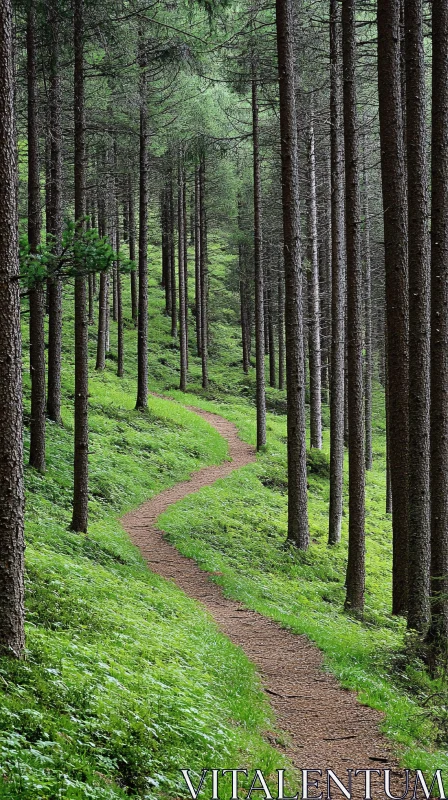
[342,0,365,613]
[307,101,323,450]
[195,167,202,356]
[178,158,188,392]
[276,0,309,549]
[182,167,189,364]
[378,0,410,616]
[199,156,209,388]
[115,164,123,378]
[27,4,46,474]
[428,0,448,650]
[328,0,346,546]
[0,0,25,658]
[362,141,373,472]
[240,279,250,374]
[169,174,177,339]
[71,0,89,534]
[405,0,430,634]
[278,269,285,391]
[135,32,149,411]
[46,1,63,426]
[128,174,138,325]
[161,188,170,313]
[268,279,276,388]
[95,271,109,371]
[252,71,267,449]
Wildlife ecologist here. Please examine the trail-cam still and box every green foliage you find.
[19,219,135,289]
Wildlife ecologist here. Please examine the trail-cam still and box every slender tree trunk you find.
[128,174,138,324]
[115,158,123,378]
[161,189,170,313]
[276,0,309,548]
[378,0,410,615]
[404,0,430,634]
[268,279,276,388]
[71,0,89,534]
[182,167,189,363]
[240,280,250,374]
[307,100,323,450]
[169,174,177,339]
[278,269,285,391]
[27,4,46,473]
[252,70,267,449]
[135,31,149,411]
[199,156,209,388]
[46,2,63,426]
[96,271,109,370]
[362,141,373,472]
[328,0,346,545]
[0,0,25,657]
[178,157,188,391]
[342,0,365,612]
[195,167,202,356]
[428,0,448,651]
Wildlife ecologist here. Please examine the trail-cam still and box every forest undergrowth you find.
[1,238,447,799]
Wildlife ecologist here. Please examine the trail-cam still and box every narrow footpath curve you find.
[121,405,398,790]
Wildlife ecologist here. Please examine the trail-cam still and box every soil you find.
[121,404,399,795]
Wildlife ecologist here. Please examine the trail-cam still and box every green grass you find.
[3,229,447,799]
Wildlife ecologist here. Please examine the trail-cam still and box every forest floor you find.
[4,234,448,799]
[123,402,398,793]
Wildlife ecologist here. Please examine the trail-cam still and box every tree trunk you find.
[178,157,188,392]
[0,0,25,657]
[276,0,309,549]
[96,271,109,371]
[278,269,285,391]
[307,100,323,450]
[161,188,170,313]
[378,0,410,616]
[428,0,448,650]
[328,0,346,546]
[128,174,138,324]
[182,167,189,364]
[404,0,430,634]
[342,0,365,613]
[46,1,63,426]
[27,4,46,474]
[169,174,177,339]
[362,140,373,472]
[71,0,89,534]
[268,279,276,388]
[252,71,267,449]
[199,156,209,388]
[195,167,202,356]
[115,159,123,378]
[135,31,149,411]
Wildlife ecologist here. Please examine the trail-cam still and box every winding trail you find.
[121,405,398,791]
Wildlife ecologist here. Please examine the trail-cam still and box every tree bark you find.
[135,31,149,411]
[27,4,46,474]
[71,0,89,534]
[0,0,25,657]
[328,0,346,546]
[378,0,410,615]
[307,100,323,450]
[178,157,188,391]
[278,268,285,391]
[342,0,365,612]
[268,278,276,388]
[195,167,202,356]
[46,2,63,425]
[96,271,109,371]
[428,0,448,649]
[128,174,138,324]
[276,0,309,549]
[252,71,267,449]
[404,0,430,634]
[362,140,373,472]
[115,159,123,378]
[199,156,209,388]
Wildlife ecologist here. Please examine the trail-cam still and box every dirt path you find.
[121,405,397,791]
